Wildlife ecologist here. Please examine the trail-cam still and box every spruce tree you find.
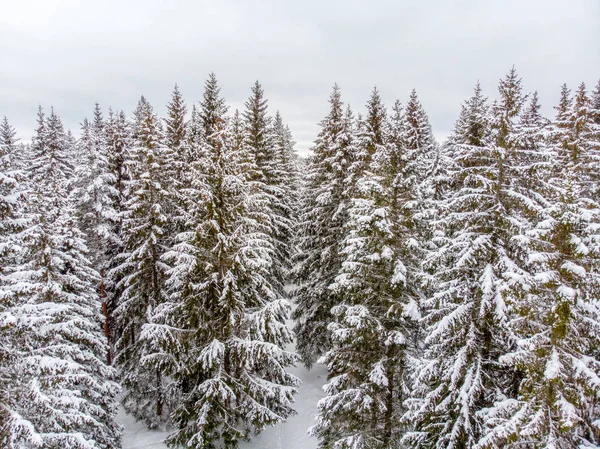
[74,104,119,364]
[478,83,600,448]
[0,117,23,446]
[0,116,21,239]
[350,87,386,179]
[0,117,18,156]
[293,85,357,367]
[243,81,295,297]
[398,89,440,263]
[159,74,299,449]
[112,97,172,428]
[312,93,426,449]
[591,79,600,125]
[164,83,188,193]
[405,73,530,448]
[272,109,300,249]
[0,108,121,449]
[104,108,131,357]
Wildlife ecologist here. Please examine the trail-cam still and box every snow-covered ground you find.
[119,319,327,449]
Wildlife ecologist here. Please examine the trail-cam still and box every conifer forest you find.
[2,68,600,449]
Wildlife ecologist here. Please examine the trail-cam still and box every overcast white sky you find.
[1,0,599,155]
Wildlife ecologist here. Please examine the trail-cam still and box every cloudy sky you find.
[1,0,599,155]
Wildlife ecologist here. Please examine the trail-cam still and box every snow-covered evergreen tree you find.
[0,116,24,446]
[164,84,188,228]
[112,97,172,428]
[105,108,131,214]
[294,85,357,367]
[159,74,299,449]
[164,84,187,166]
[0,116,21,242]
[312,93,426,449]
[0,117,18,156]
[0,108,121,449]
[103,108,131,357]
[396,89,440,288]
[349,87,387,181]
[272,109,300,250]
[405,72,531,448]
[74,104,119,364]
[478,82,600,449]
[243,81,296,298]
[591,79,600,126]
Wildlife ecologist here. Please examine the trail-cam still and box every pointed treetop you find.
[520,90,545,126]
[200,73,228,137]
[403,88,434,151]
[165,83,187,149]
[243,80,270,144]
[555,83,572,120]
[93,103,104,128]
[328,84,343,119]
[365,86,386,145]
[315,84,345,139]
[591,79,600,124]
[497,66,525,119]
[0,116,18,150]
[451,81,489,146]
[573,82,589,110]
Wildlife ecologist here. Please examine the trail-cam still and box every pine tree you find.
[350,87,387,179]
[312,93,425,449]
[398,89,440,263]
[272,109,300,249]
[104,108,131,359]
[478,83,600,449]
[105,109,131,213]
[29,107,74,193]
[293,85,357,367]
[161,74,299,449]
[0,116,21,237]
[112,97,172,428]
[0,108,121,449]
[0,117,18,155]
[0,117,24,446]
[164,83,188,185]
[405,73,530,448]
[74,104,119,364]
[401,89,437,202]
[243,81,295,297]
[163,84,190,264]
[591,79,600,125]
[187,103,203,162]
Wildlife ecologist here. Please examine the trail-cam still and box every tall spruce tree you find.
[164,83,188,201]
[0,108,121,449]
[591,79,600,125]
[0,117,23,446]
[312,93,426,449]
[294,85,357,367]
[104,108,131,358]
[112,97,172,428]
[243,81,295,297]
[478,83,600,448]
[157,74,299,449]
[0,117,18,157]
[405,73,531,448]
[74,104,119,364]
[272,110,300,251]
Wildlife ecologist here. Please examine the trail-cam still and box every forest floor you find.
[119,318,327,449]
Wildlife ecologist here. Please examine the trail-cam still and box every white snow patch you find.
[544,349,562,380]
